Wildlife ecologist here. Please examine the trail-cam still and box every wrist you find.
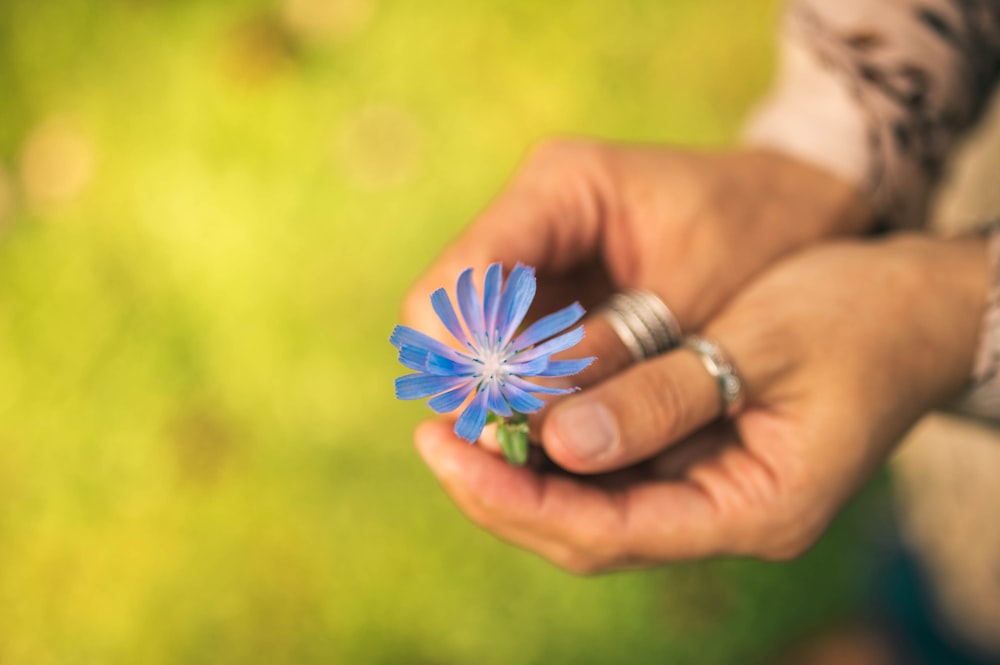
[893,233,990,405]
[741,147,876,240]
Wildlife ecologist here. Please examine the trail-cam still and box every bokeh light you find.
[18,115,96,213]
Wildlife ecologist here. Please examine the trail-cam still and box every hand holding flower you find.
[412,234,988,572]
[392,263,593,462]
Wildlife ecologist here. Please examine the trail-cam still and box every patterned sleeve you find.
[745,0,1000,230]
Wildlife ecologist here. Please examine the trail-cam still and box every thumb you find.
[541,343,729,474]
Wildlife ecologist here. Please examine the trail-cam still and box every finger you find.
[540,287,693,397]
[521,310,633,404]
[644,421,736,480]
[520,311,633,441]
[557,311,634,387]
[417,423,727,573]
[414,418,726,570]
[402,156,605,338]
[414,419,591,566]
[540,344,725,473]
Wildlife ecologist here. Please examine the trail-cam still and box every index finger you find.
[402,142,606,338]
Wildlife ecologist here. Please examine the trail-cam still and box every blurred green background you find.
[0,1,880,663]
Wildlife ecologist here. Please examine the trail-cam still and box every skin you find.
[402,140,988,573]
[412,235,988,573]
[403,139,872,340]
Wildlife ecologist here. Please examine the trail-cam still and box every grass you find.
[0,1,879,662]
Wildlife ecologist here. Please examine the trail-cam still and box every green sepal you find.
[497,414,529,466]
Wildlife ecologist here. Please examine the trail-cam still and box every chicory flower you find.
[391,263,594,453]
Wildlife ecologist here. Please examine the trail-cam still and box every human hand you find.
[404,139,871,370]
[413,233,988,572]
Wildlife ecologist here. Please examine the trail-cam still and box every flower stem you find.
[497,413,529,466]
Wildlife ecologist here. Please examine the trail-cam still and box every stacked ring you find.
[600,290,683,362]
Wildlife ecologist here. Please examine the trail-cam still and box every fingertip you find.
[414,417,453,447]
[541,395,621,474]
[414,419,464,478]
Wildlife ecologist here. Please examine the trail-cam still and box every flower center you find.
[477,343,509,383]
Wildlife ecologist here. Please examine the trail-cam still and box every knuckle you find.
[522,137,603,179]
[549,533,625,575]
[558,552,604,576]
[527,136,588,162]
[573,530,622,568]
[745,505,824,562]
[756,531,818,562]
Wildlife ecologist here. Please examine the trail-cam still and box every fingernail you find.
[552,400,618,461]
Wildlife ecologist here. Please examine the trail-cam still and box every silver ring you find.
[600,290,682,362]
[683,335,745,418]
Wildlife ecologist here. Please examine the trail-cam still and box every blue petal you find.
[510,302,585,351]
[431,288,470,347]
[505,355,550,377]
[509,325,585,363]
[487,381,513,417]
[482,263,503,342]
[500,381,545,414]
[395,373,472,400]
[457,268,487,345]
[426,352,479,376]
[506,375,577,395]
[454,388,489,442]
[536,357,595,377]
[398,345,429,372]
[496,264,536,345]
[390,326,467,362]
[427,380,476,414]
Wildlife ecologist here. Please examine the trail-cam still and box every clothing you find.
[746,0,1000,657]
[747,0,1000,230]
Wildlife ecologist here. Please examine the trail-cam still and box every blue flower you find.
[391,263,594,443]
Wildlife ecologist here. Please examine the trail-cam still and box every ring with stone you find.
[682,334,746,418]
